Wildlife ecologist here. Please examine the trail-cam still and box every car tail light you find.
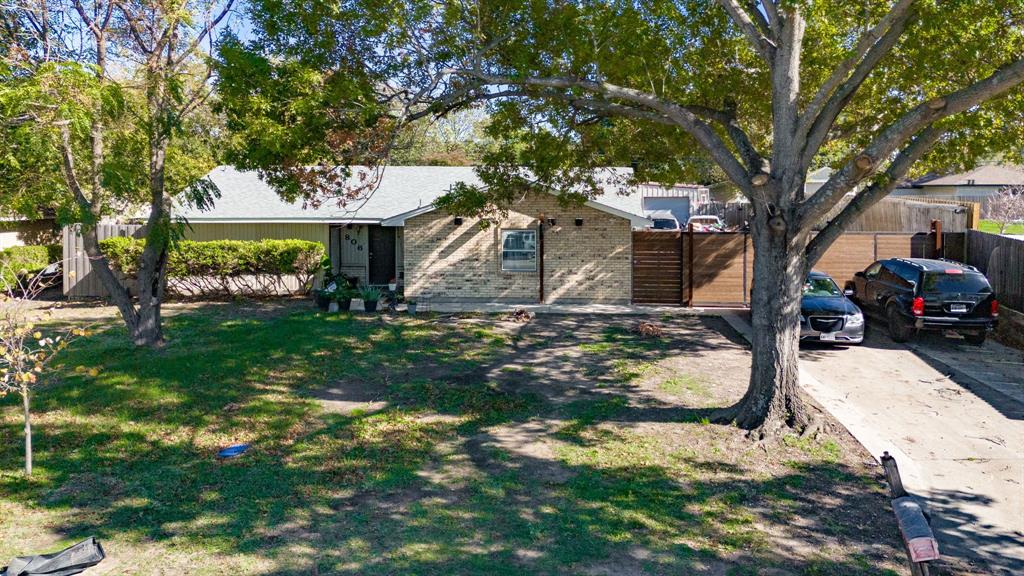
[992,300,999,318]
[912,297,925,317]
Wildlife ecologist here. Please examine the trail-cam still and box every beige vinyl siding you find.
[184,222,330,246]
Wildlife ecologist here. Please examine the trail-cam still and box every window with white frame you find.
[501,229,537,272]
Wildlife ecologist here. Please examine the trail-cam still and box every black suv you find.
[846,258,998,345]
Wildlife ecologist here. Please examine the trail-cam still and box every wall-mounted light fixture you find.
[547,218,557,226]
[574,218,584,227]
[453,217,463,226]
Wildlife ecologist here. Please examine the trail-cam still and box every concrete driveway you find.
[797,324,1024,575]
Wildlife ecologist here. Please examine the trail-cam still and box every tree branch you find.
[799,56,1024,227]
[447,69,753,192]
[172,0,237,66]
[715,0,776,61]
[805,125,943,267]
[800,0,915,132]
[56,122,94,214]
[761,0,782,37]
[798,0,915,168]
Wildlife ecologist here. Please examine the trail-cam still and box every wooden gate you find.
[631,231,684,305]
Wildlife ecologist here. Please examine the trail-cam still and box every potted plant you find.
[406,299,417,315]
[333,285,354,312]
[388,277,398,292]
[360,287,382,313]
[313,288,331,311]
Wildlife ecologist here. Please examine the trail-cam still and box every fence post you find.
[930,220,943,258]
[678,231,685,307]
[686,223,694,307]
[881,452,908,499]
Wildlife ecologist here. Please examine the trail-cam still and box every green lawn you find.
[0,304,905,575]
[978,219,1024,234]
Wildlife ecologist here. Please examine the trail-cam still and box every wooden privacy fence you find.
[823,197,974,233]
[964,230,1024,311]
[63,224,317,298]
[63,224,143,298]
[632,230,936,306]
[891,196,982,229]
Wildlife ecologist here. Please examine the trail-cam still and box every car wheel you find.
[963,332,987,346]
[887,306,913,343]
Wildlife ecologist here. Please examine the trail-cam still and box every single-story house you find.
[893,163,1024,201]
[174,166,668,303]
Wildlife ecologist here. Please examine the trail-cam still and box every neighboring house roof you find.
[179,165,650,227]
[806,167,833,183]
[906,164,1024,187]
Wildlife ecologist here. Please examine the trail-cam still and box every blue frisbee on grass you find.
[217,443,250,459]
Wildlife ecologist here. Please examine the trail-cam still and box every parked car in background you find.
[800,271,864,344]
[686,215,724,232]
[846,258,998,344]
[646,210,681,231]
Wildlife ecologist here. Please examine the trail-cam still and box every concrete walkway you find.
[722,312,1024,575]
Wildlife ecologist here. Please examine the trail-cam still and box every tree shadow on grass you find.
[0,306,905,575]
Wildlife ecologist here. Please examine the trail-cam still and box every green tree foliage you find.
[1,62,220,223]
[389,108,495,166]
[2,0,237,346]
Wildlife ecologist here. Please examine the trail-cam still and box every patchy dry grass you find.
[0,302,908,575]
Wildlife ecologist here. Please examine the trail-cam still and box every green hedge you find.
[100,237,326,296]
[0,244,62,289]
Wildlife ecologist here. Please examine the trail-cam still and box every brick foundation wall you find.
[404,194,633,303]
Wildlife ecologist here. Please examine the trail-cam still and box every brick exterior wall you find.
[404,193,633,303]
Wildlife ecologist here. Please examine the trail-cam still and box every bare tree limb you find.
[805,125,943,267]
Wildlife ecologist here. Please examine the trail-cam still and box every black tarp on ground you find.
[0,538,104,576]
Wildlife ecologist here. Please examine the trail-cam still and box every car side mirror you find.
[844,288,854,297]
[854,271,865,278]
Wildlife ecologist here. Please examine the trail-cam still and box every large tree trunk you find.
[80,224,143,334]
[721,209,810,437]
[133,241,168,347]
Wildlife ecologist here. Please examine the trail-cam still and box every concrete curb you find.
[718,311,930,493]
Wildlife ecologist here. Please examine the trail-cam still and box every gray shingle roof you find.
[911,164,1024,187]
[178,165,645,223]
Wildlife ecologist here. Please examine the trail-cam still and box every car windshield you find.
[922,272,992,294]
[652,219,677,230]
[803,277,841,297]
